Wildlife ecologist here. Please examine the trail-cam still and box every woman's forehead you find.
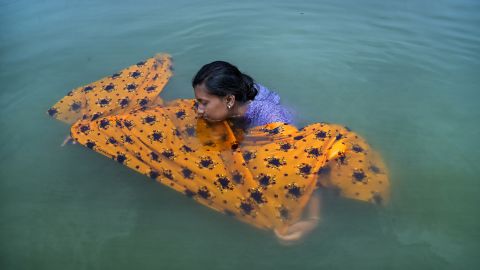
[194,84,215,100]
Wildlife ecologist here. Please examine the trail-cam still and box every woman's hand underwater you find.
[61,135,76,147]
[274,218,319,245]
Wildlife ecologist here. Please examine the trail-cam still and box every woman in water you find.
[48,54,389,244]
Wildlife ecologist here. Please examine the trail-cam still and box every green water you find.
[1,0,479,269]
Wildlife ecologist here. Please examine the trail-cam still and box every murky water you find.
[1,0,479,269]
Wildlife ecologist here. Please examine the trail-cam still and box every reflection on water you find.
[1,0,479,269]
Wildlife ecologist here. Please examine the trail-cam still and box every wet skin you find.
[193,83,249,122]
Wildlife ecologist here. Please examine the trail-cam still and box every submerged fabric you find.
[47,53,389,232]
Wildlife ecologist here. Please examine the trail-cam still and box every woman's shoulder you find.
[246,83,294,127]
[253,83,281,104]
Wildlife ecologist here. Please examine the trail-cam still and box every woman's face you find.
[194,83,230,122]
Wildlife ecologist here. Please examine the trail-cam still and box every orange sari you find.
[47,53,389,232]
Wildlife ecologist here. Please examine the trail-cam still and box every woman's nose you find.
[197,107,205,115]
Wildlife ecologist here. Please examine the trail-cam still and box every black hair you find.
[192,61,258,102]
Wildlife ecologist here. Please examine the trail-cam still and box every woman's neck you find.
[229,101,251,118]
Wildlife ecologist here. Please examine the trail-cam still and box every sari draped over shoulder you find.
[47,53,389,232]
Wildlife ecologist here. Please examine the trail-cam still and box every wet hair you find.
[192,61,258,102]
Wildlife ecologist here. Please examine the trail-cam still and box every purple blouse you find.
[244,84,294,128]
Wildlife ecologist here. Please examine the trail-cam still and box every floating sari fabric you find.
[48,53,389,232]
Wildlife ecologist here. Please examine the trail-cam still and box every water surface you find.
[1,0,479,269]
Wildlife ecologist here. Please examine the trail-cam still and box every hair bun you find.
[241,73,258,101]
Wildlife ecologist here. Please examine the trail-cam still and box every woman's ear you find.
[225,95,235,108]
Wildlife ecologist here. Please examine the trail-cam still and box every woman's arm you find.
[61,135,76,146]
[274,188,321,245]
[307,188,321,221]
